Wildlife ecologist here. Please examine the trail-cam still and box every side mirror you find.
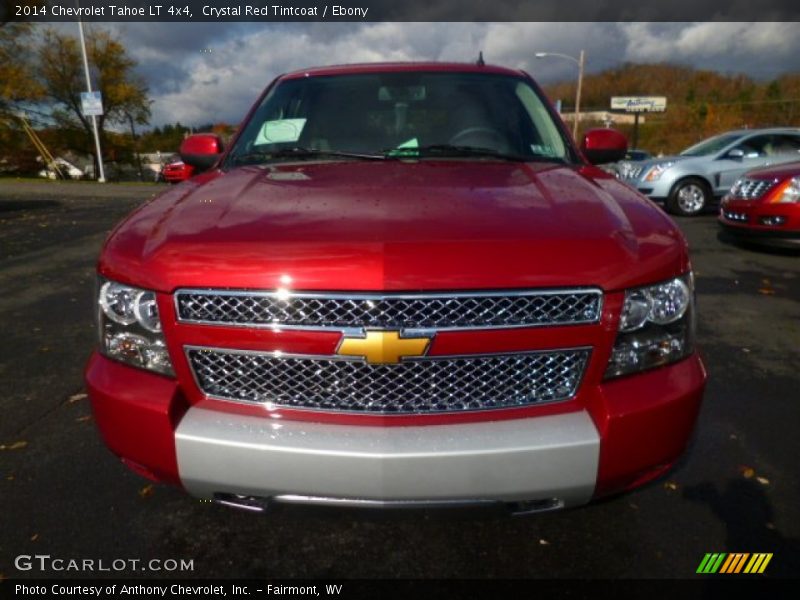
[179,134,224,171]
[581,128,628,165]
[726,148,745,160]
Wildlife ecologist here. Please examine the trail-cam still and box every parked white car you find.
[38,157,84,180]
[619,128,800,216]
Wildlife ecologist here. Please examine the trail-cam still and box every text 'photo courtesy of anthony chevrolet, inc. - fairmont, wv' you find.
[1,0,799,597]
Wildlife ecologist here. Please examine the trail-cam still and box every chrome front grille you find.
[175,289,602,330]
[187,347,590,414]
[620,164,644,180]
[731,178,775,200]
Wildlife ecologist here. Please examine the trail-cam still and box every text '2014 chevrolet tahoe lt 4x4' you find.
[85,62,706,514]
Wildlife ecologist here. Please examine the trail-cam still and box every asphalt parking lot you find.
[0,179,798,580]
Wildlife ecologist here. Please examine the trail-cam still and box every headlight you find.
[619,277,690,332]
[643,162,675,182]
[767,177,800,204]
[605,273,695,379]
[97,278,173,376]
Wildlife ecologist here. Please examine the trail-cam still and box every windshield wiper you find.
[383,144,563,163]
[230,147,386,166]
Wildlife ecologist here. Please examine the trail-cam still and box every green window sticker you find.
[255,119,307,144]
[385,138,419,157]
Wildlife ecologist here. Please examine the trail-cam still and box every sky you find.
[78,21,800,127]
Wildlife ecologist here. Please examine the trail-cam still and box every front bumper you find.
[175,407,599,508]
[719,201,800,248]
[719,220,800,248]
[86,351,706,508]
[621,175,671,200]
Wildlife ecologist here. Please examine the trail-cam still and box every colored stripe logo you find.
[697,553,772,574]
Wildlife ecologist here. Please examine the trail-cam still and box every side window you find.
[733,135,772,158]
[769,134,800,156]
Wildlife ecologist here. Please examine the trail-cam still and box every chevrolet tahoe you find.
[85,62,706,514]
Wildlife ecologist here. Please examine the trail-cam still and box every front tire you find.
[666,178,711,216]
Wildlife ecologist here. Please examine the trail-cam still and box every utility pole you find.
[535,50,586,140]
[127,113,144,181]
[77,16,106,182]
[574,49,585,141]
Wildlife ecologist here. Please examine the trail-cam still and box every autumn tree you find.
[543,63,800,155]
[37,26,151,174]
[0,23,43,118]
[0,22,45,173]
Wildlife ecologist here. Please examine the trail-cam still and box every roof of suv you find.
[280,62,526,80]
[722,127,800,135]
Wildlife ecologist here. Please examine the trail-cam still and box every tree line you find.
[1,22,152,178]
[543,63,800,154]
[3,23,800,177]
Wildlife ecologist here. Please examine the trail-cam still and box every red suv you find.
[719,161,800,248]
[86,63,706,513]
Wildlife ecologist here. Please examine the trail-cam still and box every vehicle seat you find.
[446,90,512,153]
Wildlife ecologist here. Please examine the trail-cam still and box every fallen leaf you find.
[6,475,14,481]
[0,441,28,451]
[729,433,738,440]
[629,503,639,510]
[741,348,750,353]
[30,534,39,542]
[758,288,775,296]
[139,484,154,498]
[756,476,770,486]
[762,278,771,285]
[664,481,679,491]
[740,466,755,479]
[539,539,550,546]
[68,393,87,404]
[75,415,92,423]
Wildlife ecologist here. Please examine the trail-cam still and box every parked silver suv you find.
[619,128,800,216]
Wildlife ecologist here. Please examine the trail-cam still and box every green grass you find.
[0,176,164,186]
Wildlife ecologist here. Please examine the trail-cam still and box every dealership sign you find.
[610,96,667,113]
[81,91,104,117]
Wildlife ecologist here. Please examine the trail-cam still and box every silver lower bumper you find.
[175,408,600,508]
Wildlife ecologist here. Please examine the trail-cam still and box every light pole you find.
[77,15,106,182]
[535,50,585,141]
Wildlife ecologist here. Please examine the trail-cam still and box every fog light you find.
[759,215,786,226]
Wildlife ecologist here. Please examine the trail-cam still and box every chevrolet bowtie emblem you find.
[337,330,431,364]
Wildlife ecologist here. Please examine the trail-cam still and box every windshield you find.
[226,71,574,166]
[680,132,744,157]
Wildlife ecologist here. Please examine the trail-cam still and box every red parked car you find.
[719,161,800,248]
[160,155,194,183]
[85,62,706,513]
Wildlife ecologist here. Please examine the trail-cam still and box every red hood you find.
[100,161,687,292]
[744,160,800,181]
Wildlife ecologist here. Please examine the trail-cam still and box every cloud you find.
[619,22,799,76]
[99,21,800,126]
